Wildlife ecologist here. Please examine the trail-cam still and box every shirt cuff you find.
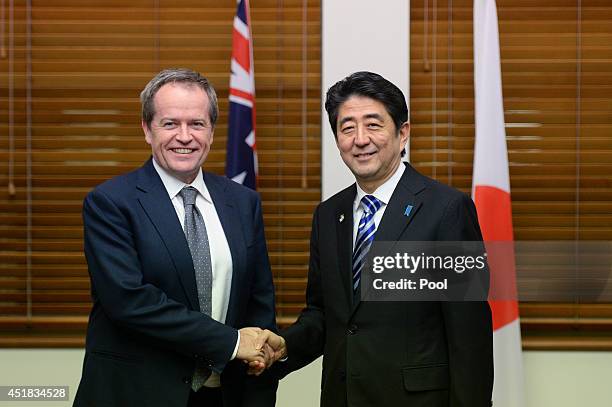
[230,330,240,360]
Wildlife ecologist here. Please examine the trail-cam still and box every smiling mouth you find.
[171,148,196,154]
[354,152,376,159]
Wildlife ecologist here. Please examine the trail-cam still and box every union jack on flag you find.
[226,0,258,190]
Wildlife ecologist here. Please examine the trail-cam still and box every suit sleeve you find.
[273,206,326,378]
[438,193,494,407]
[240,193,279,407]
[83,188,237,373]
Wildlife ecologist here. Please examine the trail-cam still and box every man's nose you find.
[354,125,370,146]
[175,124,192,143]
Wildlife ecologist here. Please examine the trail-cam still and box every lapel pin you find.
[404,204,414,217]
[339,214,345,223]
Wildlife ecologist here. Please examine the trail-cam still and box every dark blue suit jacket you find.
[74,158,277,407]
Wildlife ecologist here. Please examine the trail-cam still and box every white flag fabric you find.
[472,1,526,406]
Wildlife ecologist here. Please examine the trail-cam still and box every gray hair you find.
[140,68,218,129]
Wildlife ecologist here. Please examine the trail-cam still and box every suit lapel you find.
[136,159,199,311]
[350,163,426,316]
[335,185,357,309]
[374,165,425,245]
[205,173,245,327]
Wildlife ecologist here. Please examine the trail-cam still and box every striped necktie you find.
[352,195,383,295]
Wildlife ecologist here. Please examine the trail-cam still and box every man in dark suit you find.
[254,71,493,406]
[74,68,277,407]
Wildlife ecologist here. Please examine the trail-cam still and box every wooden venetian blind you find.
[0,0,320,346]
[410,0,612,349]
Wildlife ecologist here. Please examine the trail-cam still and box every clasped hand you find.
[237,328,287,376]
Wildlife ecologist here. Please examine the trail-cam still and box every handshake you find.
[237,327,287,375]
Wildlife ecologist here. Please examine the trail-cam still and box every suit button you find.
[182,376,192,384]
[347,324,358,335]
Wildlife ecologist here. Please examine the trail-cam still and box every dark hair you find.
[140,68,218,129]
[325,71,409,138]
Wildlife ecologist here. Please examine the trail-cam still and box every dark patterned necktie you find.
[179,186,212,391]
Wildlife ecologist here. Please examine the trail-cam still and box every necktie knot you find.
[180,186,198,206]
[361,195,382,215]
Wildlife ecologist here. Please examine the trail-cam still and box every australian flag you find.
[226,0,258,190]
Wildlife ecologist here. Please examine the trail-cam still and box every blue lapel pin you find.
[404,204,413,217]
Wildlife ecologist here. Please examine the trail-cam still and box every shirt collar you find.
[152,158,212,203]
[353,162,406,211]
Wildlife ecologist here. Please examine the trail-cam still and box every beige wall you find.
[0,350,610,407]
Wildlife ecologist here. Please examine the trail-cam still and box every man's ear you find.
[399,121,410,150]
[142,120,152,145]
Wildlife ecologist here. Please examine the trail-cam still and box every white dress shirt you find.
[153,159,238,388]
[352,162,406,248]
